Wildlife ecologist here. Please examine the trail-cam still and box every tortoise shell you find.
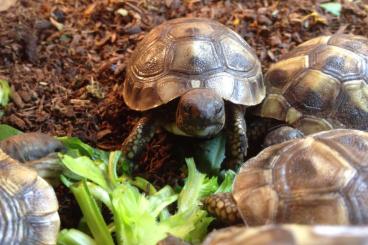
[258,34,368,134]
[233,129,368,225]
[123,18,264,111]
[0,149,60,244]
[203,225,368,245]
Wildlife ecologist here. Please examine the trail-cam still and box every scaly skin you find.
[121,115,157,160]
[246,117,282,144]
[202,192,242,225]
[0,132,65,162]
[223,104,247,169]
[0,133,65,185]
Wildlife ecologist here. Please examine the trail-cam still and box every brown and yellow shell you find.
[258,34,368,134]
[233,129,368,226]
[0,149,60,244]
[123,17,264,111]
[203,225,368,245]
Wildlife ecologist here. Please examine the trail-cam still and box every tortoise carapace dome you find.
[203,225,368,245]
[259,34,368,133]
[233,129,368,226]
[0,149,60,244]
[123,17,264,111]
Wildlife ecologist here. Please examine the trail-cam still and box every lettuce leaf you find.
[58,136,109,162]
[58,229,96,245]
[70,181,114,245]
[0,79,10,107]
[0,124,22,141]
[60,154,110,190]
[58,138,235,245]
[111,183,177,245]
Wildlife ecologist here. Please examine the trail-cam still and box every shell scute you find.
[310,45,364,82]
[221,36,255,72]
[284,70,340,115]
[170,40,221,74]
[261,35,368,131]
[133,40,167,77]
[168,21,215,38]
[329,34,368,55]
[0,149,60,244]
[233,130,368,225]
[123,18,264,111]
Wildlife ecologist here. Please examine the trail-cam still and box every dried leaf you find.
[83,3,97,17]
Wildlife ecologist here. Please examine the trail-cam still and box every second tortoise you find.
[253,34,368,146]
[0,133,64,244]
[204,129,368,226]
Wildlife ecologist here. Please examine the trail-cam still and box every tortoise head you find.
[176,88,225,138]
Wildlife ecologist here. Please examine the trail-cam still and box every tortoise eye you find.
[183,104,192,113]
[215,106,222,114]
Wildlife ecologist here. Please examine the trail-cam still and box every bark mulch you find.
[1,0,368,228]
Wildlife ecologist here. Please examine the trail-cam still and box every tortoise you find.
[0,132,65,184]
[203,129,368,226]
[0,133,64,244]
[253,34,368,146]
[121,17,264,168]
[203,225,368,245]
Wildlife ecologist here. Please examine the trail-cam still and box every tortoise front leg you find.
[223,104,247,169]
[121,115,157,160]
[202,193,242,225]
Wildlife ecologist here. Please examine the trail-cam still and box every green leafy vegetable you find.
[58,229,96,245]
[111,183,177,245]
[58,137,235,245]
[192,132,226,174]
[70,181,114,245]
[0,124,22,141]
[0,79,10,107]
[215,169,236,193]
[85,182,112,210]
[60,154,110,190]
[178,158,218,212]
[320,2,342,16]
[58,136,109,161]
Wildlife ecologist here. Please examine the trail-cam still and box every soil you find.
[1,0,368,230]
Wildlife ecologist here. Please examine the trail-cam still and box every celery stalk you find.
[70,181,114,245]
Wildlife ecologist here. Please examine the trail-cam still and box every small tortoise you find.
[254,34,368,146]
[204,129,368,225]
[0,133,64,244]
[121,17,264,168]
[203,225,368,245]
